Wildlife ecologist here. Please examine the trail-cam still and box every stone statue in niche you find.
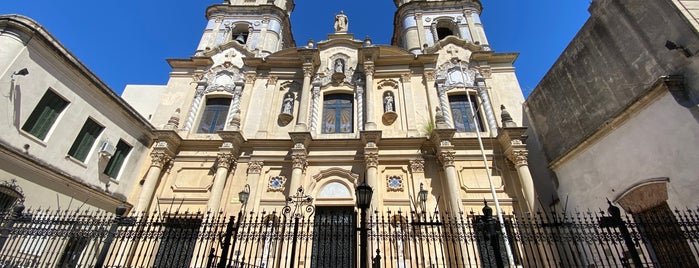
[383,92,395,113]
[334,11,348,33]
[334,59,345,74]
[281,92,294,114]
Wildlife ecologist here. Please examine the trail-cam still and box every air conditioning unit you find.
[98,140,116,158]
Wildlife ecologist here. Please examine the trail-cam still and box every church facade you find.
[123,0,533,220]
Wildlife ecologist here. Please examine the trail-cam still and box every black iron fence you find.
[0,202,697,267]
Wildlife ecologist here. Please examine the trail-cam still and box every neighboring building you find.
[525,0,699,265]
[0,15,155,212]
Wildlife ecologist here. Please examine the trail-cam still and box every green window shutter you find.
[67,119,104,161]
[103,140,132,178]
[21,90,69,140]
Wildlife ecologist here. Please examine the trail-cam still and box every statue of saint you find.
[384,92,394,113]
[334,11,348,33]
[282,92,294,114]
[334,59,344,73]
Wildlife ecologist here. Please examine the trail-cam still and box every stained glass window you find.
[449,94,483,132]
[322,94,353,134]
[197,98,231,134]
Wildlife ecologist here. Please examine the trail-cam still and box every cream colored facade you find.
[0,15,155,212]
[123,0,535,218]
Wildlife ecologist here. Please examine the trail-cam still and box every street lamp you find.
[238,184,250,207]
[355,182,373,268]
[219,184,251,268]
[418,183,428,213]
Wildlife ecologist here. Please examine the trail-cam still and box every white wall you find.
[554,91,699,209]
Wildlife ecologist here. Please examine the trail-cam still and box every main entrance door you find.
[311,206,356,268]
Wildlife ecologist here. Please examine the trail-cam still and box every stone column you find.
[295,64,314,131]
[414,13,426,53]
[508,149,535,212]
[431,128,461,213]
[309,78,321,132]
[463,10,479,44]
[409,157,428,210]
[438,149,463,213]
[289,145,307,193]
[135,151,172,213]
[206,143,237,213]
[363,63,377,130]
[498,126,535,212]
[364,144,380,209]
[476,83,498,136]
[184,80,208,132]
[424,70,439,122]
[436,82,453,128]
[246,161,264,212]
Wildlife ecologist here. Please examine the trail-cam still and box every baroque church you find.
[122,0,534,218]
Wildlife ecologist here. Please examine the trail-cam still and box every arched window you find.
[230,23,251,45]
[197,97,231,133]
[434,19,460,41]
[449,94,483,132]
[437,27,454,40]
[322,94,353,134]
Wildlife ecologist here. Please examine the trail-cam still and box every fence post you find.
[0,202,24,250]
[95,203,127,268]
[217,215,237,268]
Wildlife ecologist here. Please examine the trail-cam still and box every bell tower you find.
[194,0,296,57]
[392,0,489,54]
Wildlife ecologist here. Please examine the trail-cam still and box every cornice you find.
[167,57,215,68]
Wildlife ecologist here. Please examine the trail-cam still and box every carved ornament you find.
[410,158,425,173]
[247,160,264,174]
[150,152,173,168]
[438,151,455,167]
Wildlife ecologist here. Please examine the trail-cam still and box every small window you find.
[67,118,104,162]
[197,98,231,134]
[322,94,353,134]
[449,95,483,132]
[103,140,132,179]
[21,89,69,140]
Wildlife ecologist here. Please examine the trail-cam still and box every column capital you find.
[150,152,173,169]
[247,160,264,174]
[400,73,411,83]
[363,63,375,77]
[291,152,308,172]
[423,70,436,82]
[438,151,455,167]
[507,149,529,168]
[216,152,236,170]
[303,65,314,77]
[364,150,379,169]
[244,71,257,83]
[409,157,425,173]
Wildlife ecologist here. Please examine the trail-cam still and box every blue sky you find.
[1,0,589,97]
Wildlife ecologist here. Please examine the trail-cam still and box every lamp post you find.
[418,183,428,217]
[218,184,250,268]
[456,60,515,265]
[356,182,373,268]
